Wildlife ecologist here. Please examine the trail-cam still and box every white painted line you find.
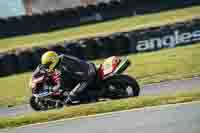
[142,76,200,87]
[5,100,200,130]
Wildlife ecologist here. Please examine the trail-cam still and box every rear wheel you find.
[103,75,140,99]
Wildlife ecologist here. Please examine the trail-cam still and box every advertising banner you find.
[127,20,200,53]
[135,30,200,52]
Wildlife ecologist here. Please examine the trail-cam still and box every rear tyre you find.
[103,75,140,99]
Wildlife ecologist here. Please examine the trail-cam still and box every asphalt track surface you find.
[2,101,200,133]
[0,77,200,117]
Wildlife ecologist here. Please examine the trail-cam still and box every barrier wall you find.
[0,18,200,77]
[0,0,200,38]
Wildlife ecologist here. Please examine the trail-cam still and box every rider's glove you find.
[51,86,59,92]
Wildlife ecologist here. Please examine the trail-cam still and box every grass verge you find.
[0,43,200,107]
[0,89,200,129]
[0,6,200,51]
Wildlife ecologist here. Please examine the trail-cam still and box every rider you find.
[40,51,97,104]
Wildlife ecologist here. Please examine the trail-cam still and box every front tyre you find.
[29,96,47,111]
[103,75,140,99]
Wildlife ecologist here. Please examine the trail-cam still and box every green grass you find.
[0,6,200,52]
[0,89,200,129]
[0,43,199,107]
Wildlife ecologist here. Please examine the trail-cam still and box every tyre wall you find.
[1,18,200,77]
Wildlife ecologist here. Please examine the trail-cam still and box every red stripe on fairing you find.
[51,73,61,83]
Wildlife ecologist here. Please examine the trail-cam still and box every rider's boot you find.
[64,92,80,105]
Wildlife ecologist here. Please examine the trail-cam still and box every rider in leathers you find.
[39,51,97,104]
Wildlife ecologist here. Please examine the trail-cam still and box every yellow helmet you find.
[41,51,59,71]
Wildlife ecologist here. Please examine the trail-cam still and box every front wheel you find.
[29,96,47,111]
[103,75,140,99]
[30,96,64,111]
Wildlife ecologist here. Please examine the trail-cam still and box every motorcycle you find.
[29,56,140,111]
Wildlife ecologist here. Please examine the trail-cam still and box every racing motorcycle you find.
[29,56,140,111]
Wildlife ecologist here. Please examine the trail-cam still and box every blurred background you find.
[0,0,25,17]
